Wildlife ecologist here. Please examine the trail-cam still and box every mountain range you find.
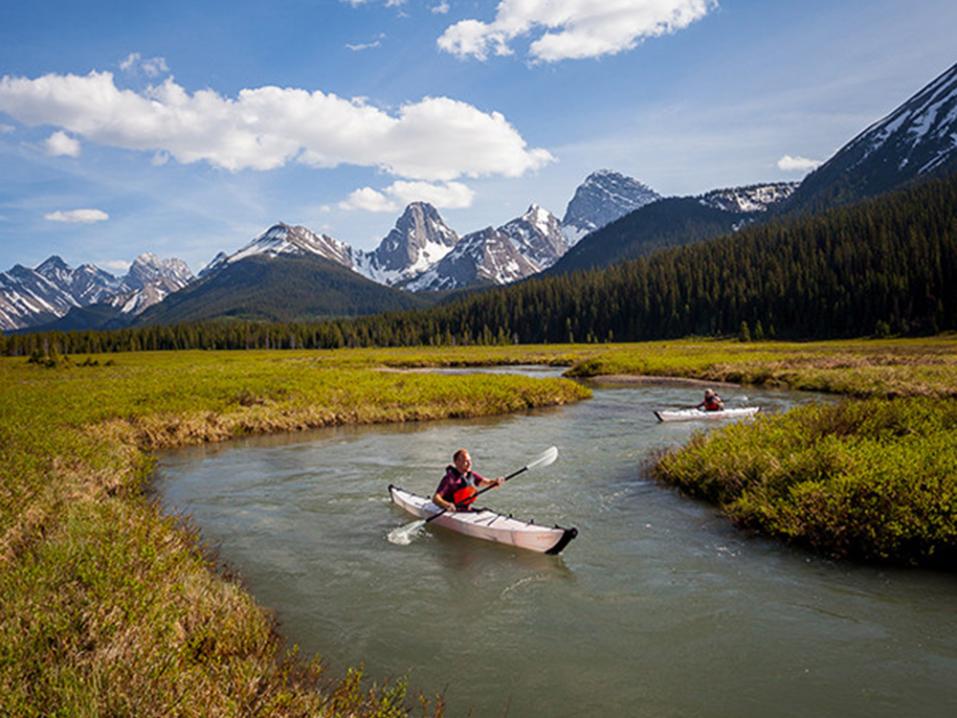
[4,61,956,333]
[0,254,192,332]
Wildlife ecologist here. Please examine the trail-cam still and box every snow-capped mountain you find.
[108,253,194,315]
[404,226,539,292]
[354,202,459,285]
[0,254,193,331]
[0,263,80,330]
[403,205,565,291]
[35,255,121,305]
[561,170,662,246]
[500,205,568,270]
[207,223,356,273]
[700,182,800,213]
[787,62,957,212]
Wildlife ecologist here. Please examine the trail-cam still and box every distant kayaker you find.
[433,449,503,512]
[696,388,724,412]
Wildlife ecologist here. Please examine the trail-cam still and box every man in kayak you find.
[696,388,724,412]
[433,449,503,513]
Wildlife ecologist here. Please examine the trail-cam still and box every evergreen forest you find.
[4,173,956,357]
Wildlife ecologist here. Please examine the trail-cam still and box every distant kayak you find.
[388,485,578,555]
[654,407,761,422]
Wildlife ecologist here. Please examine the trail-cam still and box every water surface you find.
[156,374,957,717]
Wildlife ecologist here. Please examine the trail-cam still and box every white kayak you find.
[654,406,761,422]
[388,485,577,555]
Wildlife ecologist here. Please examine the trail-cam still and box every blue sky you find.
[1,0,955,273]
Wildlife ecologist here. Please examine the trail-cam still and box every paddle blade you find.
[526,445,558,471]
[388,519,426,545]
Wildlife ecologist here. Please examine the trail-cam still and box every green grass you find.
[0,349,588,716]
[652,397,957,565]
[4,337,956,714]
[562,335,957,398]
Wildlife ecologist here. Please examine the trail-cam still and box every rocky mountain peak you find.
[562,170,662,245]
[356,202,459,285]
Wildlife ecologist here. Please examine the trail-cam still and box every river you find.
[155,369,957,717]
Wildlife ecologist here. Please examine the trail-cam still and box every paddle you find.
[387,446,559,546]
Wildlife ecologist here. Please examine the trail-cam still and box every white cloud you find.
[342,0,406,6]
[386,180,474,207]
[45,130,81,157]
[339,187,398,213]
[44,208,109,223]
[119,53,139,71]
[777,154,821,172]
[346,33,385,51]
[438,0,715,62]
[101,259,131,272]
[432,2,450,14]
[151,150,170,166]
[0,71,552,181]
[120,52,169,77]
[340,180,475,212]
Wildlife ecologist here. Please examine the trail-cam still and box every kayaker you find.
[696,388,724,412]
[433,449,503,512]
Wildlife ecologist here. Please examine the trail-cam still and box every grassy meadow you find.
[2,336,955,714]
[0,349,588,717]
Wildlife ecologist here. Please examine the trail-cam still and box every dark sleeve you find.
[435,473,455,501]
[471,470,487,484]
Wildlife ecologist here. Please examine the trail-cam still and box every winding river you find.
[155,369,957,717]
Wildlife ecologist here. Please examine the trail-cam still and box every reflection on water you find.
[156,373,957,718]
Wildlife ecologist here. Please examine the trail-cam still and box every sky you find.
[0,0,955,274]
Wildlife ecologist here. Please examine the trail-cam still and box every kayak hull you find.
[388,485,577,555]
[654,406,761,422]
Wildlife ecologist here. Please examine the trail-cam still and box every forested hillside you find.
[4,173,956,355]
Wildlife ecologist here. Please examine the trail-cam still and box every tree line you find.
[3,173,956,357]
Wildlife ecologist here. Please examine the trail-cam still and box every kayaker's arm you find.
[432,492,457,513]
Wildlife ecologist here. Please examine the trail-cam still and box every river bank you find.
[4,337,956,715]
[0,350,587,716]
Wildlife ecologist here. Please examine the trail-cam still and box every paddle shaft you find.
[425,465,528,524]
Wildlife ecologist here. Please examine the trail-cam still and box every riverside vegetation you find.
[3,338,955,714]
[0,349,588,716]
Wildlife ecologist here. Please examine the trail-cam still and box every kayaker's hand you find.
[493,477,504,488]
[446,504,456,513]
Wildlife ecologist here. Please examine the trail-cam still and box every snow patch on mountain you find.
[561,170,661,245]
[699,182,800,213]
[0,253,193,330]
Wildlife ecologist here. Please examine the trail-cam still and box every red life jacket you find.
[704,397,722,411]
[452,483,478,508]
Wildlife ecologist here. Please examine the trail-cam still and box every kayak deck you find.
[388,485,577,555]
[654,406,761,422]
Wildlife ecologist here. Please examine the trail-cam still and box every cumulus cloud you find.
[777,154,821,172]
[438,0,715,62]
[339,187,398,213]
[340,180,475,212]
[44,208,109,223]
[0,71,552,180]
[432,2,450,14]
[119,52,170,77]
[45,130,81,157]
